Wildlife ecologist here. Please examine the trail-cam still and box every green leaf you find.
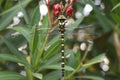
[42,71,61,80]
[0,0,31,30]
[89,2,115,32]
[29,25,40,64]
[3,0,11,10]
[39,64,74,71]
[29,25,39,52]
[30,6,40,26]
[42,49,72,65]
[37,15,49,47]
[67,50,75,68]
[0,54,31,70]
[0,71,27,80]
[83,53,105,67]
[0,36,26,61]
[0,11,18,30]
[19,2,30,25]
[79,53,105,71]
[43,39,61,60]
[0,0,31,15]
[111,13,120,25]
[12,27,30,42]
[74,50,81,68]
[112,2,120,11]
[43,52,62,65]
[35,15,49,66]
[32,73,43,80]
[46,35,59,49]
[77,75,104,80]
[42,15,49,28]
[0,0,2,6]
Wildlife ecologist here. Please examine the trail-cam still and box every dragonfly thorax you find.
[58,15,66,26]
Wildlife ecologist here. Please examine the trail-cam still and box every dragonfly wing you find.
[30,24,98,41]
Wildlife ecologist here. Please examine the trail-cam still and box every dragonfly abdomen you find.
[58,15,66,79]
[60,31,65,77]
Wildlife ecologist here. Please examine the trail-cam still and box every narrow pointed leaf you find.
[112,2,120,11]
[0,36,26,61]
[32,73,43,80]
[77,75,104,80]
[79,53,105,71]
[12,27,30,42]
[0,71,27,80]
[42,71,61,80]
[43,40,61,60]
[0,0,31,30]
[30,6,40,26]
[0,54,31,70]
[39,64,74,71]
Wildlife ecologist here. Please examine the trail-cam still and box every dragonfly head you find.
[58,15,66,24]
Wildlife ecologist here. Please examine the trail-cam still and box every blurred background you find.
[0,0,120,80]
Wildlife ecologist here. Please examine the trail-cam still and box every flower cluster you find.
[9,11,24,28]
[52,0,77,17]
[53,3,62,16]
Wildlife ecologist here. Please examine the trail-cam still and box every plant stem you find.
[65,62,82,79]
[35,0,52,69]
[35,31,50,69]
[47,5,52,28]
[44,0,52,28]
[65,45,90,79]
[81,46,89,62]
[25,67,34,80]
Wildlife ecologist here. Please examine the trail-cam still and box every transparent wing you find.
[28,24,98,42]
[32,24,96,35]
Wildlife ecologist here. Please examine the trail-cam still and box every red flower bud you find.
[66,7,73,16]
[53,3,62,16]
[54,11,59,16]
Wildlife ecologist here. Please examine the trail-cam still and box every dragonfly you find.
[9,15,96,80]
[32,15,97,79]
[12,15,96,80]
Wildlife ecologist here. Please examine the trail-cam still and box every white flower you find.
[13,17,20,25]
[83,4,93,16]
[38,21,43,26]
[100,63,109,72]
[8,17,20,28]
[66,54,71,58]
[94,0,102,6]
[102,56,109,65]
[39,4,48,16]
[18,44,27,51]
[66,18,75,26]
[17,11,24,18]
[100,3,105,10]
[20,70,26,76]
[11,32,20,36]
[80,42,87,51]
[100,55,110,72]
[72,44,79,53]
[75,11,82,19]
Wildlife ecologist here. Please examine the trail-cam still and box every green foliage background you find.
[0,0,120,80]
